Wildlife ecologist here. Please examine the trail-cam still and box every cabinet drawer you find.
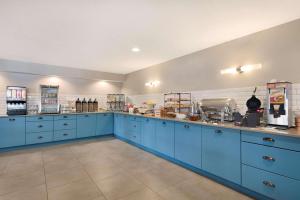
[26,115,53,122]
[242,142,300,180]
[26,132,53,144]
[26,121,53,133]
[54,119,76,130]
[242,131,300,151]
[54,130,76,141]
[242,165,300,200]
[54,114,76,120]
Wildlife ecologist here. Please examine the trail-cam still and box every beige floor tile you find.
[42,147,75,163]
[0,170,45,196]
[134,167,185,193]
[46,166,89,189]
[117,188,163,200]
[0,184,47,200]
[95,172,146,200]
[48,178,103,200]
[85,163,124,181]
[44,158,80,174]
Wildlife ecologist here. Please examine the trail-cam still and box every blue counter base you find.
[0,134,114,153]
[115,135,272,200]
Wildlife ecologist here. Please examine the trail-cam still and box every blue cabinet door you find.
[114,114,123,137]
[0,116,25,148]
[202,126,241,184]
[96,113,113,135]
[76,114,96,138]
[175,122,202,169]
[155,120,175,157]
[141,118,156,150]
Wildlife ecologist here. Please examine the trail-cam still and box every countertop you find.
[1,111,300,139]
[114,112,300,139]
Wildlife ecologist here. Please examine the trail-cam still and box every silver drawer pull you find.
[215,130,222,134]
[38,136,43,139]
[263,137,275,142]
[9,118,15,121]
[262,156,276,162]
[263,181,276,188]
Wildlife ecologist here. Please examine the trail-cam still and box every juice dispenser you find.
[267,82,292,127]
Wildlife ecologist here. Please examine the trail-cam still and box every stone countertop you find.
[1,111,300,139]
[114,112,300,139]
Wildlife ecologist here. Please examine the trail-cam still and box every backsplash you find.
[0,93,108,115]
[126,83,300,116]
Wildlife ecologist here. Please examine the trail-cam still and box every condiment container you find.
[82,98,88,112]
[88,98,93,112]
[75,98,82,113]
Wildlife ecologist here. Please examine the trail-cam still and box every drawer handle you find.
[85,115,89,117]
[215,130,222,134]
[262,156,276,162]
[162,122,166,125]
[133,125,136,128]
[184,125,190,129]
[38,125,43,128]
[63,116,68,118]
[63,133,69,136]
[146,119,149,122]
[9,118,15,121]
[263,181,276,188]
[263,137,275,142]
[38,117,43,120]
[104,114,107,116]
[38,136,43,139]
[63,123,68,126]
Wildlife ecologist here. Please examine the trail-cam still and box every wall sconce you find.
[220,64,262,75]
[145,80,160,88]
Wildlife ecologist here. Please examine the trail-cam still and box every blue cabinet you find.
[76,114,96,138]
[175,122,202,169]
[202,127,241,184]
[141,118,156,150]
[0,116,25,148]
[96,113,113,135]
[26,120,53,133]
[242,164,300,200]
[155,120,175,158]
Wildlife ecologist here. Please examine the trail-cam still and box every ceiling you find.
[0,0,300,74]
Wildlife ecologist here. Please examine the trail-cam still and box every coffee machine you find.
[6,86,27,115]
[267,82,292,127]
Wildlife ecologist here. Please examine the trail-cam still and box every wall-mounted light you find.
[145,80,160,88]
[220,64,262,75]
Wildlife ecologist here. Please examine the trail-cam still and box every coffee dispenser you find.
[267,82,292,127]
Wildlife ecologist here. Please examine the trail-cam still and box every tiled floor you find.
[0,137,252,200]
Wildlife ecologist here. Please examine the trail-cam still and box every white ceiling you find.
[0,0,300,74]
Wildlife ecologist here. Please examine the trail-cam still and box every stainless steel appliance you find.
[6,86,27,115]
[200,98,237,122]
[40,85,59,114]
[267,82,292,127]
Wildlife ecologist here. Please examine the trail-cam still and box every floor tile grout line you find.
[69,146,109,200]
[42,152,49,200]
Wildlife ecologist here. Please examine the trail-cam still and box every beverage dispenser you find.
[267,82,292,127]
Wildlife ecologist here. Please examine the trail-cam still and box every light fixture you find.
[131,47,140,52]
[220,64,262,75]
[145,80,160,87]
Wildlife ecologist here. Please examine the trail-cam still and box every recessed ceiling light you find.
[131,47,140,52]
